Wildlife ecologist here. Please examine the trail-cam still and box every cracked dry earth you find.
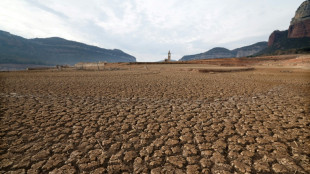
[0,66,310,174]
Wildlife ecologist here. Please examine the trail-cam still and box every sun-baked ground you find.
[1,55,310,173]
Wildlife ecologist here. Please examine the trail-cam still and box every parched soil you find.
[184,54,310,68]
[0,64,310,173]
[197,67,255,73]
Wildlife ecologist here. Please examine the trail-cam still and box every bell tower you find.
[168,50,171,61]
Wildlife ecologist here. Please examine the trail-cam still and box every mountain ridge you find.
[0,30,136,65]
[180,42,268,61]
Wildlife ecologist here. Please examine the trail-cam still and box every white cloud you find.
[0,0,305,61]
[0,0,79,40]
[95,2,141,35]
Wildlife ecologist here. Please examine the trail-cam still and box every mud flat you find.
[0,62,310,173]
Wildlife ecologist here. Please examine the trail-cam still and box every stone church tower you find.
[168,50,171,61]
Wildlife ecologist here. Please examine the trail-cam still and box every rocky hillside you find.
[0,30,136,65]
[260,0,310,55]
[288,0,310,38]
[233,42,268,57]
[181,48,233,61]
[180,42,267,61]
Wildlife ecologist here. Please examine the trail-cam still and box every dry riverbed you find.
[0,64,309,173]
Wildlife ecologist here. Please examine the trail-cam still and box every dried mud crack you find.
[0,65,309,173]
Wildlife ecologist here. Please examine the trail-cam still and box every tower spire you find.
[168,50,171,61]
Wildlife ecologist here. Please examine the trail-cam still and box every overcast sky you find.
[0,0,304,62]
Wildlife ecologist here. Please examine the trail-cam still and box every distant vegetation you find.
[0,30,136,65]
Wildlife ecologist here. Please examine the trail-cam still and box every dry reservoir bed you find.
[0,65,310,174]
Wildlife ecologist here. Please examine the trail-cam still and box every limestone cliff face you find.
[290,0,310,26]
[235,49,263,58]
[267,0,310,48]
[234,42,268,57]
[288,0,310,38]
[288,18,310,38]
[268,30,288,46]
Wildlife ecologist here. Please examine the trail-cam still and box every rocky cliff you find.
[0,30,136,65]
[288,19,310,38]
[262,1,310,55]
[288,0,310,38]
[180,42,267,61]
[268,30,289,46]
[233,42,268,57]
